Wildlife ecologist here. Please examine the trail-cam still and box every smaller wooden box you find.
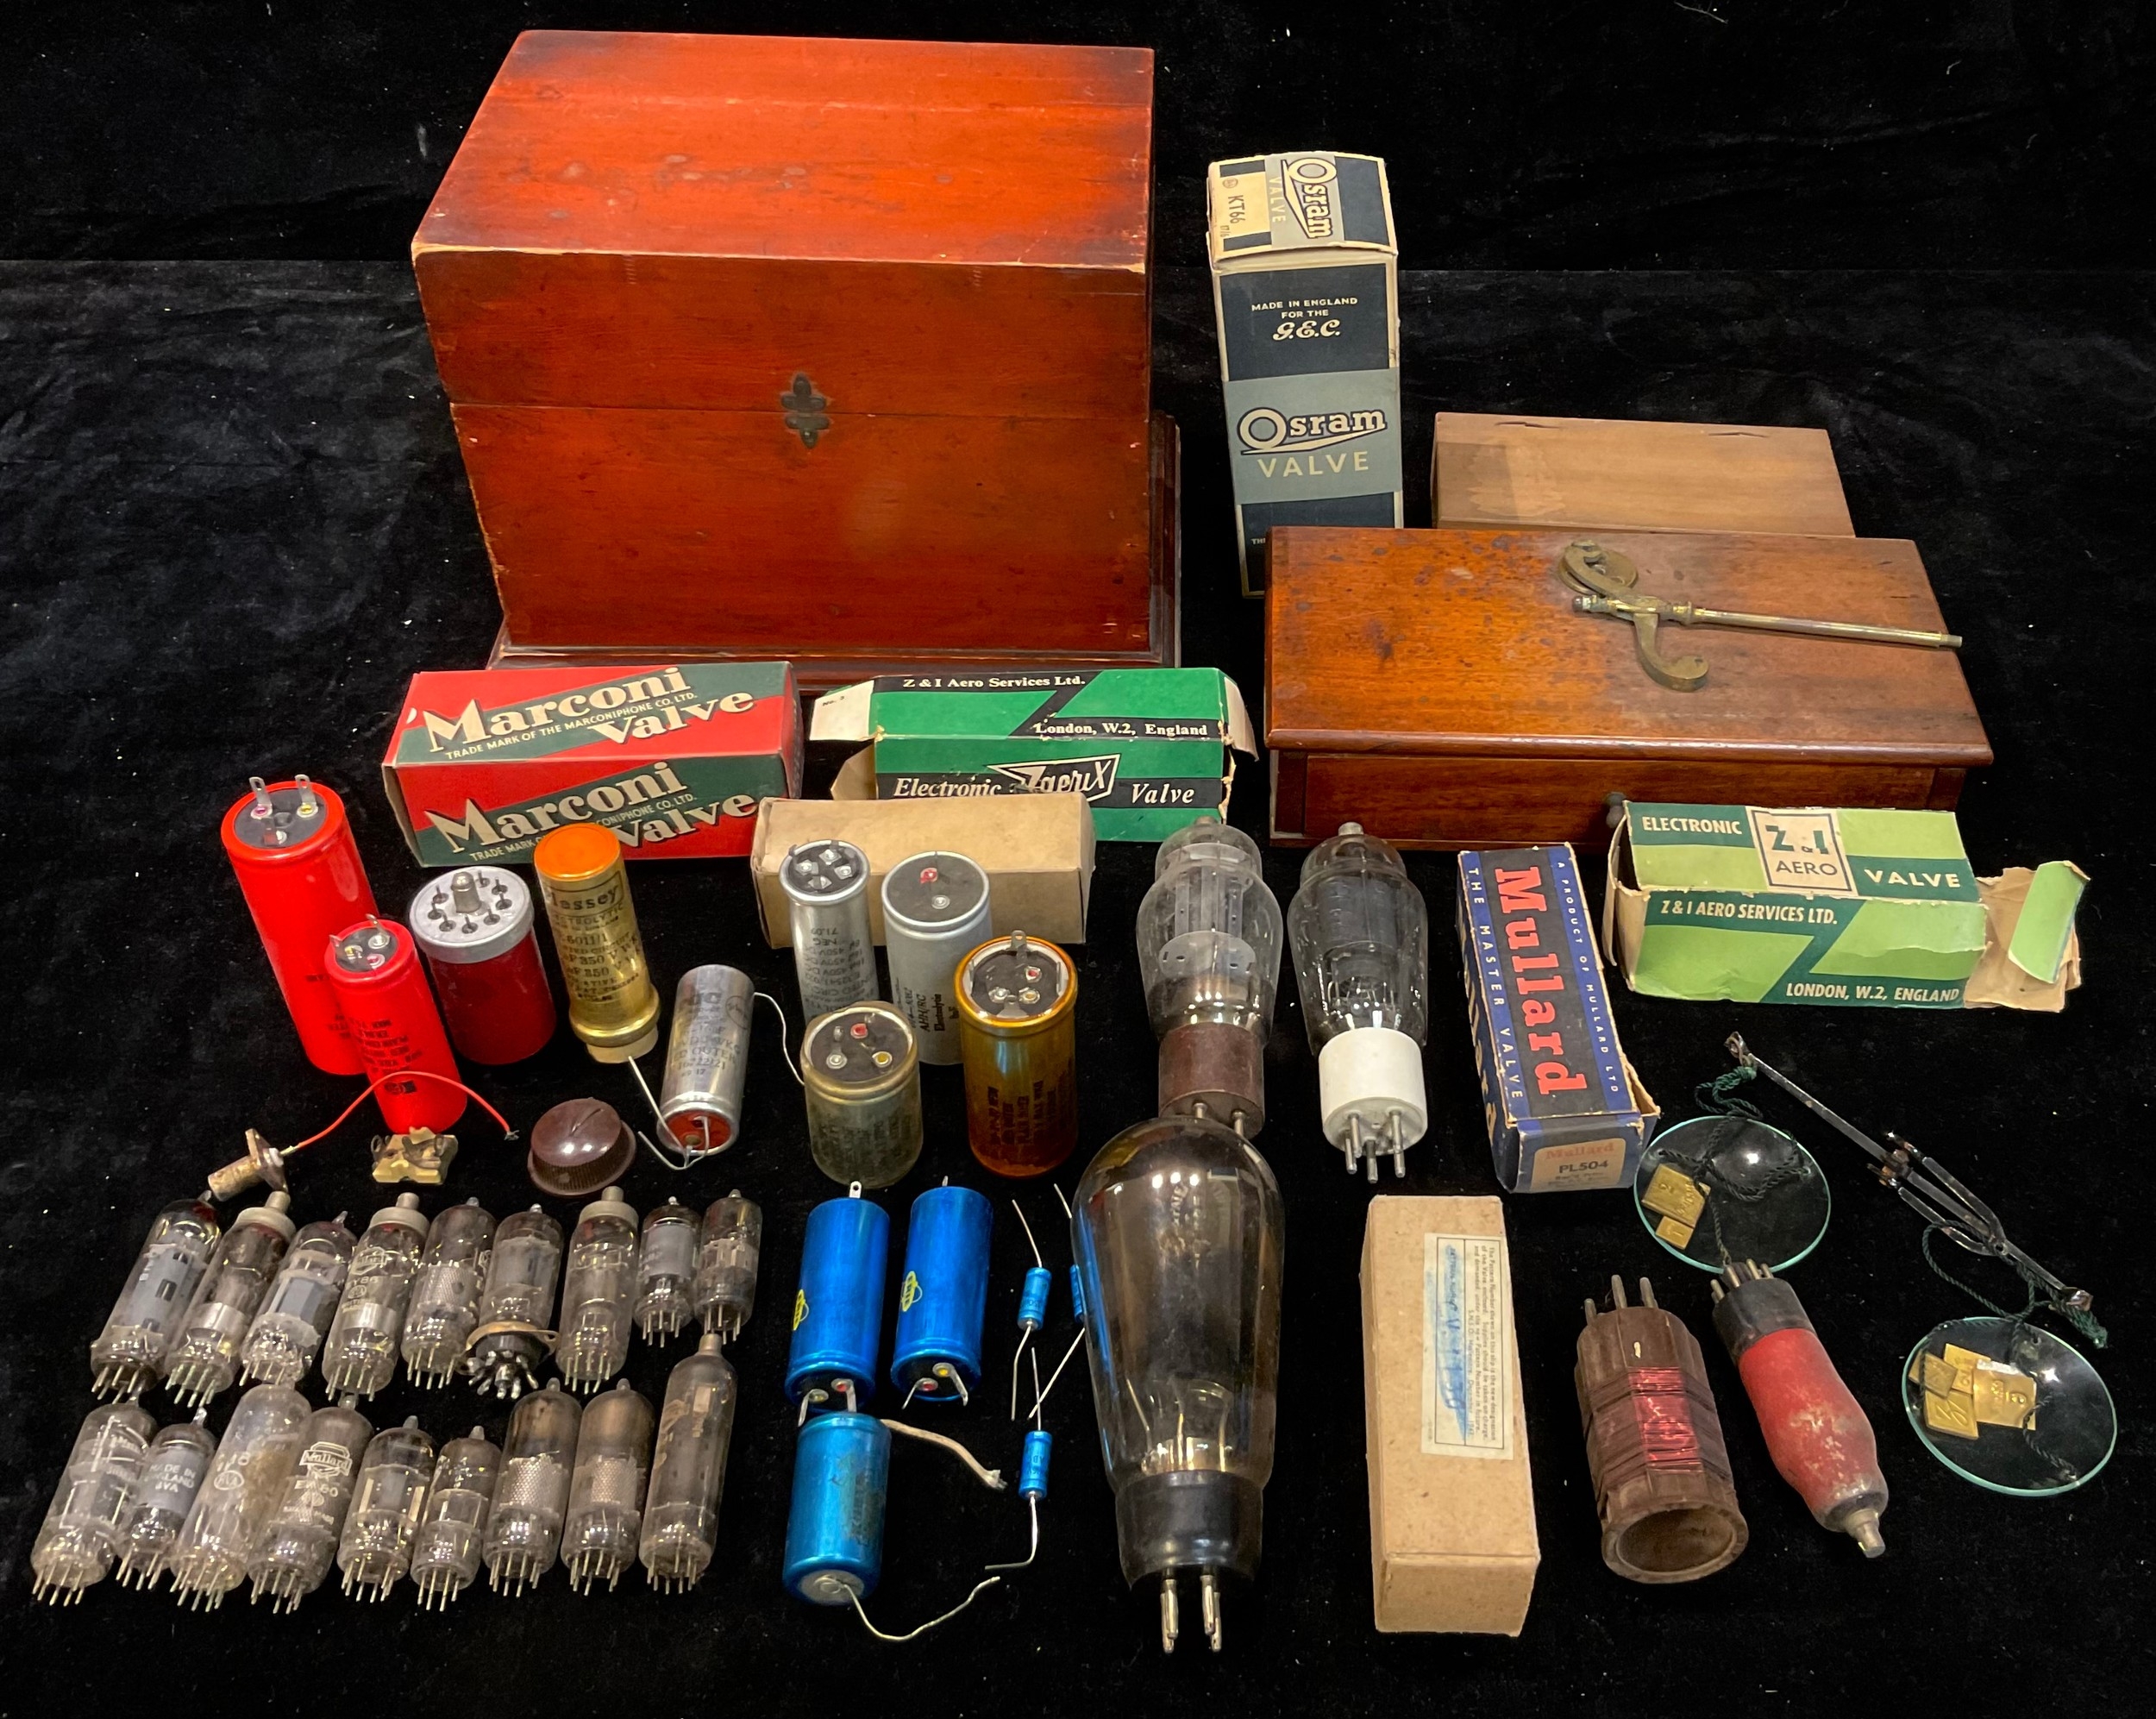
[1433,412,1855,537]
[1266,526,1990,850]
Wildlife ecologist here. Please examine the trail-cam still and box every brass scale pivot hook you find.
[1557,540,1964,693]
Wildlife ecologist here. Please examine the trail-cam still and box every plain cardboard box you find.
[750,794,1094,947]
[1362,1196,1539,1634]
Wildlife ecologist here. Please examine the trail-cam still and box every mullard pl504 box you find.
[1458,845,1658,1193]
[1206,152,1401,596]
[383,663,800,865]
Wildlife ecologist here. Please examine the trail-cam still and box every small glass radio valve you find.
[485,1380,581,1596]
[247,1396,373,1612]
[411,1427,502,1609]
[30,1401,155,1604]
[239,1214,356,1388]
[322,1193,428,1397]
[91,1196,222,1398]
[116,1410,216,1590]
[556,1186,640,1392]
[564,1379,655,1592]
[637,1197,700,1343]
[467,1205,564,1400]
[339,1416,436,1600]
[163,1191,295,1408]
[403,1197,496,1389]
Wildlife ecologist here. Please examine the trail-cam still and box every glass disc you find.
[1902,1316,2115,1496]
[1631,1114,1831,1273]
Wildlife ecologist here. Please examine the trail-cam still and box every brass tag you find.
[1653,1214,1698,1249]
[1971,1360,2038,1429]
[1642,1165,1708,1226]
[1919,1352,1964,1398]
[1923,1389,1981,1440]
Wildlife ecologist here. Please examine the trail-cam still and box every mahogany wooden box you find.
[1265,527,1990,850]
[415,32,1173,684]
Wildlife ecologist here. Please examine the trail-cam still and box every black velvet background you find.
[3,6,2154,1716]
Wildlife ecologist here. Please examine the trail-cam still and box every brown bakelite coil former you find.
[1574,1274,1749,1584]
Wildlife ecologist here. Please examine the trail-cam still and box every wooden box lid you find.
[415,32,1153,416]
[1433,413,1855,537]
[1266,527,1990,769]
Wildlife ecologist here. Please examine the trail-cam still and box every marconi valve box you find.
[383,662,801,865]
[1206,151,1401,596]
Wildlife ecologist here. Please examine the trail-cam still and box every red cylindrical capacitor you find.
[1711,1261,1888,1557]
[407,868,557,1065]
[220,775,376,1075]
[323,919,467,1135]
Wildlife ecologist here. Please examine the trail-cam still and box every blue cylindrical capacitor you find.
[1067,1264,1086,1321]
[1017,1266,1051,1332]
[781,1411,891,1604]
[891,1184,993,1402]
[786,1192,891,1405]
[1019,1427,1052,1500]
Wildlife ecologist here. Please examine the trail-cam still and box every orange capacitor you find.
[221,775,375,1074]
[955,931,1078,1177]
[324,919,466,1136]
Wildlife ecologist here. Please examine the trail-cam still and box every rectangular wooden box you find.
[1266,526,1990,850]
[1432,412,1855,537]
[415,32,1172,681]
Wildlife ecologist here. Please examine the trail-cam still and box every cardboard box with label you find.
[1206,152,1401,596]
[1362,1195,1538,1634]
[1604,801,2088,1011]
[750,794,1094,948]
[1459,845,1658,1193]
[382,662,800,865]
[810,668,1256,843]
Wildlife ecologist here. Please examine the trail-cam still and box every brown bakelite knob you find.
[528,1097,636,1197]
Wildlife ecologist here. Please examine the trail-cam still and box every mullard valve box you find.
[415,32,1175,684]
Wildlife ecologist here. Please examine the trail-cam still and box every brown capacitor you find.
[1574,1275,1748,1584]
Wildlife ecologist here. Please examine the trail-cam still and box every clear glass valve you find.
[1137,818,1283,1136]
[322,1193,428,1397]
[339,1416,436,1601]
[248,1396,372,1612]
[641,1333,739,1592]
[693,1190,761,1344]
[556,1187,639,1392]
[1075,1114,1286,1654]
[167,1382,310,1609]
[116,1410,216,1590]
[411,1427,501,1609]
[636,1197,699,1344]
[403,1196,495,1389]
[485,1379,580,1596]
[29,1400,156,1604]
[564,1378,655,1592]
[1286,821,1432,1179]
[163,1191,295,1408]
[468,1205,564,1400]
[91,1196,222,1398]
[239,1214,355,1387]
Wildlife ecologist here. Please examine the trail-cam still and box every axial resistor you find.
[1019,1428,1052,1500]
[1068,1264,1086,1321]
[1018,1268,1052,1332]
[1711,1261,1888,1558]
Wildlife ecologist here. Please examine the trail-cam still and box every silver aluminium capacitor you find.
[339,1416,436,1601]
[658,963,754,1153]
[485,1379,581,1597]
[803,1001,923,1188]
[780,838,878,1019]
[322,1193,428,1397]
[28,1400,156,1604]
[641,1333,740,1592]
[239,1214,356,1388]
[403,1197,496,1389]
[411,1426,501,1609]
[563,1378,655,1593]
[637,1197,700,1344]
[115,1410,216,1589]
[91,1196,222,1398]
[163,1190,296,1408]
[167,1382,310,1609]
[247,1396,373,1612]
[693,1191,762,1343]
[467,1205,563,1400]
[881,850,992,1064]
[556,1187,639,1392]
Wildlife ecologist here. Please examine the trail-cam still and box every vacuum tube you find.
[557,1186,640,1392]
[339,1416,436,1599]
[534,822,661,1063]
[882,850,993,1064]
[323,1192,429,1397]
[637,1197,700,1343]
[28,1400,156,1603]
[1287,821,1431,1180]
[403,1197,496,1389]
[91,1195,222,1397]
[780,838,879,1020]
[693,1190,762,1343]
[116,1410,216,1589]
[641,1333,739,1592]
[323,918,467,1136]
[1137,818,1282,1136]
[1073,1114,1286,1653]
[239,1214,356,1388]
[563,1378,655,1592]
[408,865,557,1065]
[167,1382,310,1609]
[163,1189,295,1408]
[485,1379,581,1596]
[411,1427,501,1609]
[658,964,755,1152]
[468,1205,564,1400]
[248,1396,373,1612]
[803,1002,924,1188]
[956,931,1079,1177]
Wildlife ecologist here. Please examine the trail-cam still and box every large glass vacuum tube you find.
[1072,1114,1284,1654]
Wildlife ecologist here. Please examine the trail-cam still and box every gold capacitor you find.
[956,931,1078,1177]
[801,1003,922,1189]
[532,825,661,1063]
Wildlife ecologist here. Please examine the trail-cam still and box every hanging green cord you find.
[1922,1225,2109,1349]
[1694,1063,1761,1118]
